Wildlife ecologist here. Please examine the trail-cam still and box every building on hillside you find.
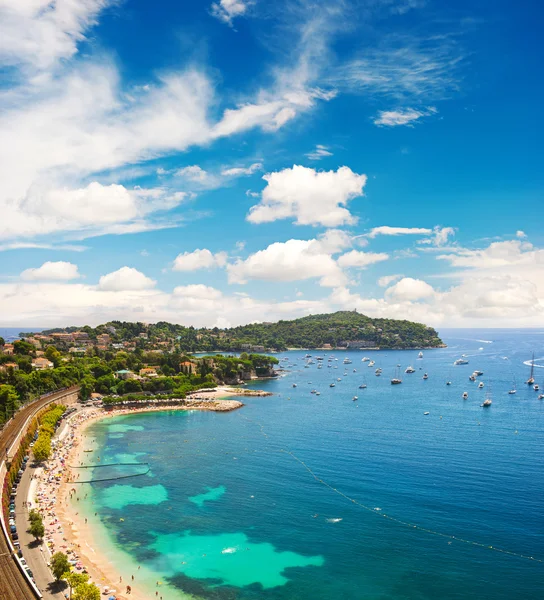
[25,337,42,349]
[31,357,54,370]
[69,347,87,354]
[50,332,74,344]
[0,362,19,372]
[139,367,159,378]
[97,334,111,346]
[138,333,148,339]
[321,343,332,349]
[2,343,14,355]
[114,369,137,380]
[180,361,198,375]
[73,331,90,341]
[112,343,124,350]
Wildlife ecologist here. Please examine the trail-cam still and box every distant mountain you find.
[35,311,444,352]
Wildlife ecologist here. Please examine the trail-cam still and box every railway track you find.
[0,386,79,600]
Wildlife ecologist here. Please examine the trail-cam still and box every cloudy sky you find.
[1,0,543,329]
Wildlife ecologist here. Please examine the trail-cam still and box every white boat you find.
[478,382,484,388]
[446,381,452,385]
[362,357,370,362]
[463,392,468,399]
[469,375,476,382]
[418,352,424,359]
[508,389,516,395]
[292,383,297,388]
[391,366,402,385]
[330,383,335,388]
[482,398,492,407]
[359,383,367,389]
[422,373,429,380]
[454,358,469,365]
[526,353,535,385]
[473,370,484,376]
[368,360,375,367]
[405,366,415,373]
[538,393,544,400]
[424,411,430,415]
[534,384,540,391]
[343,358,352,364]
[352,396,358,401]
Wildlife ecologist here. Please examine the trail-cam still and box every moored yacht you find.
[362,356,370,362]
[463,391,468,399]
[422,373,429,380]
[478,381,485,388]
[526,353,535,385]
[343,358,352,364]
[368,360,375,367]
[405,366,415,373]
[418,351,424,359]
[454,358,469,365]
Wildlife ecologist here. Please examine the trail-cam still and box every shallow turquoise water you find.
[80,329,544,599]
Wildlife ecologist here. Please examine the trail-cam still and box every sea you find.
[75,329,544,600]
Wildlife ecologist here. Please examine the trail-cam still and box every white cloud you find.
[337,250,389,269]
[247,165,366,227]
[175,165,211,183]
[210,0,250,26]
[0,0,113,71]
[373,106,437,127]
[516,230,527,239]
[221,162,263,177]
[305,145,333,160]
[0,181,187,241]
[368,226,432,238]
[20,261,80,281]
[377,274,403,287]
[227,238,348,288]
[385,277,435,301]
[0,242,87,252]
[172,249,228,272]
[436,240,543,270]
[98,267,156,291]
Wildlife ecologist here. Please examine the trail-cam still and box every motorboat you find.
[330,383,335,388]
[478,382,484,388]
[362,357,370,362]
[359,384,367,389]
[424,411,430,415]
[422,373,429,380]
[292,383,297,388]
[534,384,540,391]
[405,366,415,373]
[473,370,484,376]
[352,396,358,401]
[418,352,424,359]
[482,398,492,407]
[469,375,476,382]
[343,358,352,364]
[446,381,452,385]
[463,392,468,399]
[368,360,375,367]
[391,378,402,385]
[454,358,469,365]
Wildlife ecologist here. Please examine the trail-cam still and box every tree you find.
[33,436,51,462]
[0,336,4,346]
[0,385,19,422]
[63,571,89,598]
[78,376,94,402]
[28,518,45,540]
[45,346,62,367]
[13,340,35,355]
[50,552,71,580]
[73,581,100,600]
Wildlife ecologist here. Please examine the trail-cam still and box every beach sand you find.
[37,392,259,600]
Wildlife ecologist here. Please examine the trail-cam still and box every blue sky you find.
[0,0,543,328]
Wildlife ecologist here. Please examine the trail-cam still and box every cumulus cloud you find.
[247,165,366,227]
[210,0,250,26]
[0,181,187,241]
[20,261,80,281]
[305,145,333,160]
[516,230,527,239]
[98,267,156,291]
[418,226,456,247]
[337,250,389,269]
[172,249,228,272]
[436,240,543,269]
[385,277,435,301]
[373,106,437,127]
[175,165,211,183]
[227,238,348,287]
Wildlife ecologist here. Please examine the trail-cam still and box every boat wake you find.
[523,357,544,368]
[326,518,343,523]
[221,547,238,554]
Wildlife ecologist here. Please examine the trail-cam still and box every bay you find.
[80,329,544,599]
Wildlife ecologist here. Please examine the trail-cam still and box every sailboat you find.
[508,376,516,395]
[391,365,402,385]
[526,353,535,385]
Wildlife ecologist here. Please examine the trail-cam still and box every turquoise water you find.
[80,329,544,599]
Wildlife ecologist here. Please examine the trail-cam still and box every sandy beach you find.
[34,391,264,600]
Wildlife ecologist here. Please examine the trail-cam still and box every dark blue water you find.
[0,327,41,341]
[85,329,544,599]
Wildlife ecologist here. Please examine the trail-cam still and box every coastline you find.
[38,391,265,600]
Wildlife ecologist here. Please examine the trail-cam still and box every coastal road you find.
[0,387,79,600]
